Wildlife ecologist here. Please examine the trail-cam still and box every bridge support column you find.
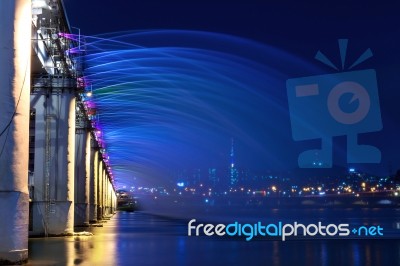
[109,178,113,214]
[113,190,117,213]
[97,160,103,220]
[109,180,112,214]
[103,171,107,216]
[89,149,98,223]
[0,0,31,263]
[75,131,90,226]
[112,184,116,213]
[29,92,75,236]
[103,166,108,217]
[111,190,114,213]
[105,176,110,215]
[84,133,91,224]
[104,175,107,216]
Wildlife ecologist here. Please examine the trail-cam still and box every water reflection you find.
[28,212,400,265]
[28,219,117,265]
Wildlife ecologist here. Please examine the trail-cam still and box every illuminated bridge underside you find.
[0,0,117,264]
[29,0,117,236]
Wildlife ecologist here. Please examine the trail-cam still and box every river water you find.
[27,210,400,265]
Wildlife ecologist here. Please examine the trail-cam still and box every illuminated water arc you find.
[79,30,322,187]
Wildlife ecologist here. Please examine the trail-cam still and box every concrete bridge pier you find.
[0,0,31,263]
[102,165,107,216]
[112,190,117,213]
[89,149,99,223]
[30,92,76,236]
[97,159,104,220]
[106,176,111,215]
[74,130,91,227]
[103,175,108,216]
[104,171,109,215]
[107,179,112,214]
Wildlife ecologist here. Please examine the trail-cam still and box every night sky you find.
[63,0,400,187]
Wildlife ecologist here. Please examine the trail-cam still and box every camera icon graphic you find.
[287,40,382,168]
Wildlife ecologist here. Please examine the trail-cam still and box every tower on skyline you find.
[230,138,239,186]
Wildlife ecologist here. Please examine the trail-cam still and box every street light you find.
[86,85,93,97]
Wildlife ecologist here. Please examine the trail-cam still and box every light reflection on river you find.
[28,211,400,266]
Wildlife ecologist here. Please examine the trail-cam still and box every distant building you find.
[192,168,202,186]
[230,138,239,186]
[174,168,202,187]
[209,168,219,188]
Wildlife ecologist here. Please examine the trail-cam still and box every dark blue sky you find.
[64,0,400,186]
[64,1,399,54]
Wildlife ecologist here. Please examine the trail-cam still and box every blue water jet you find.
[80,30,321,188]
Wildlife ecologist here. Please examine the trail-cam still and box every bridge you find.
[0,0,117,264]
